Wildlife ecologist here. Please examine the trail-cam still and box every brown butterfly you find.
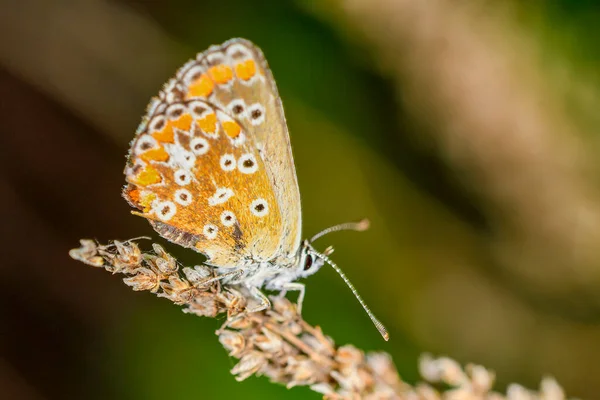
[122,38,388,340]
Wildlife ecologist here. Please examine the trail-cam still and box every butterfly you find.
[122,38,388,340]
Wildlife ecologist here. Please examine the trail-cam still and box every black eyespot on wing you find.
[230,49,246,59]
[170,108,184,118]
[303,254,313,271]
[251,109,262,119]
[152,119,165,131]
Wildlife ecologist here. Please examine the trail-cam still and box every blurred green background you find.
[2,0,600,399]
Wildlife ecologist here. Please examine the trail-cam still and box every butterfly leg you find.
[246,286,271,313]
[197,268,243,287]
[279,282,306,315]
[217,286,270,334]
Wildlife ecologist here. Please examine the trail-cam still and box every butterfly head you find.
[295,240,325,279]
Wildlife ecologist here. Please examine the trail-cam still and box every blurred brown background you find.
[2,0,600,399]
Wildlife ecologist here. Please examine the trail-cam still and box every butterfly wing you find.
[123,39,301,267]
[201,39,302,264]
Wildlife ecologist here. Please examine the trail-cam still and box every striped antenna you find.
[310,250,389,341]
[310,218,370,243]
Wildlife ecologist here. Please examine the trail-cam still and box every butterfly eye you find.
[303,254,313,271]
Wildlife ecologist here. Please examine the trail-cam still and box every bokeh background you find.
[2,0,600,399]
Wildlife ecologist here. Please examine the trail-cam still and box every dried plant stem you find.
[70,239,574,399]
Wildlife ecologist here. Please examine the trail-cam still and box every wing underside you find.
[123,39,302,267]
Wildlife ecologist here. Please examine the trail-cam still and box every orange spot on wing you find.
[134,166,162,186]
[139,192,156,212]
[197,113,217,134]
[126,189,155,213]
[186,74,214,98]
[208,64,233,84]
[222,121,241,138]
[152,126,174,143]
[140,147,169,162]
[171,113,193,131]
[235,59,256,81]
[128,189,140,203]
[152,114,192,143]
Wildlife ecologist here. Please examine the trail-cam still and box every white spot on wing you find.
[247,103,265,126]
[220,154,236,171]
[174,188,192,206]
[188,100,210,119]
[190,137,209,155]
[208,187,234,206]
[149,115,166,133]
[238,153,258,174]
[220,211,236,227]
[154,200,177,221]
[203,224,218,240]
[250,198,269,217]
[227,99,247,119]
[134,135,158,155]
[166,103,186,120]
[174,169,192,186]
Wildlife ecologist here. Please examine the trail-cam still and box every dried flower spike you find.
[70,239,574,399]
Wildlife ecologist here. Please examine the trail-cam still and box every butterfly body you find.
[217,243,322,289]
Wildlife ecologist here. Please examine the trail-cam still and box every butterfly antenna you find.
[310,250,389,341]
[310,218,370,243]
